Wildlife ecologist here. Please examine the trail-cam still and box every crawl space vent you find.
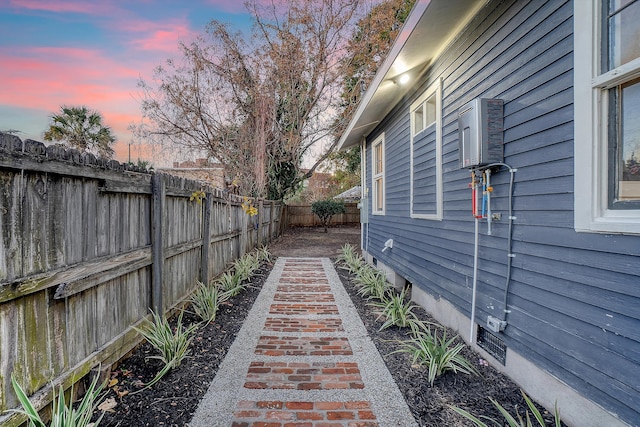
[477,325,507,365]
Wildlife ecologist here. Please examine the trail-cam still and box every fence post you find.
[151,173,165,314]
[241,203,248,255]
[201,192,212,284]
[268,201,274,243]
[257,199,264,248]
[280,204,287,235]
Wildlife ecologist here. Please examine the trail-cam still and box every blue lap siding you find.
[363,0,640,424]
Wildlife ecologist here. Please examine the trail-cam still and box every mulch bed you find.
[93,265,269,427]
[335,265,563,426]
[93,258,562,426]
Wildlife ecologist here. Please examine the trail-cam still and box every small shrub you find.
[370,288,424,333]
[396,325,478,386]
[135,310,198,388]
[450,390,561,427]
[190,280,230,325]
[11,372,104,427]
[311,199,346,232]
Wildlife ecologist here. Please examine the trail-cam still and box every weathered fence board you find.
[0,247,152,304]
[0,136,281,426]
[283,202,360,227]
[0,171,22,281]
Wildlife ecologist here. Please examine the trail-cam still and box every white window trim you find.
[574,0,640,234]
[410,78,443,220]
[372,133,385,215]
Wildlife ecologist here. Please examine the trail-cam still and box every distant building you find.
[299,170,336,202]
[334,185,361,203]
[158,158,225,189]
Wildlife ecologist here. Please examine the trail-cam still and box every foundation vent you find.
[477,325,507,365]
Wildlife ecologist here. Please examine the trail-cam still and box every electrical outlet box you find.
[487,315,507,333]
[458,98,504,168]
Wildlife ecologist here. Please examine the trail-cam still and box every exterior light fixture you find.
[390,73,410,86]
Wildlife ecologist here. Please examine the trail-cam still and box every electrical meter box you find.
[358,196,369,224]
[458,98,504,169]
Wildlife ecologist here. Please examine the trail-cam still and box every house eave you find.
[337,0,486,150]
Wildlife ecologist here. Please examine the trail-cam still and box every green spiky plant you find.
[369,288,424,333]
[255,246,272,263]
[134,309,198,389]
[190,280,231,325]
[354,264,389,300]
[10,373,104,427]
[450,390,561,427]
[216,271,245,296]
[337,243,364,274]
[395,324,478,386]
[233,253,260,282]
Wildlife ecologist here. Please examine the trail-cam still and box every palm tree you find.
[44,106,116,158]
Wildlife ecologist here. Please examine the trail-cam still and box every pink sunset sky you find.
[0,0,258,166]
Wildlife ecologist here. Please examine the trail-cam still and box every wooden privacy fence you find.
[282,202,360,228]
[0,135,281,426]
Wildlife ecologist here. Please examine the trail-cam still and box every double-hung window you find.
[575,0,640,234]
[372,134,385,215]
[410,78,442,220]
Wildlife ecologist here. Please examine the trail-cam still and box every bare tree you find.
[323,0,417,189]
[137,0,364,199]
[336,0,417,136]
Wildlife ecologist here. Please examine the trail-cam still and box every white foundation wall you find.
[412,283,632,427]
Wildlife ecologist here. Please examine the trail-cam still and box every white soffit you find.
[338,0,486,149]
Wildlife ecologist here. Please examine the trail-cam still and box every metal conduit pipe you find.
[486,168,492,235]
[484,163,516,324]
[500,165,516,323]
[469,164,516,340]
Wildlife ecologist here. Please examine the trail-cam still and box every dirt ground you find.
[269,225,361,258]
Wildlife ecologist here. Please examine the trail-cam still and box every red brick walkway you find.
[231,258,378,427]
[189,257,416,427]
